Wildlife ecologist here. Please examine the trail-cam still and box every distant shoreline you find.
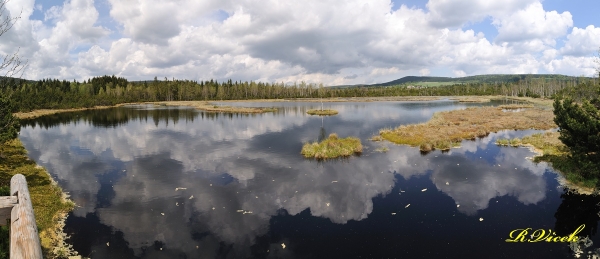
[14,95,553,120]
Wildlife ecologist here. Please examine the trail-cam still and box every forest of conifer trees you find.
[0,74,595,112]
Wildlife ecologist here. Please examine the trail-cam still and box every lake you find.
[18,100,600,258]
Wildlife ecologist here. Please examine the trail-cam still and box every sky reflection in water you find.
[18,101,600,258]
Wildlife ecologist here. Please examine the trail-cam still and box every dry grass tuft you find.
[378,106,556,151]
[369,135,384,142]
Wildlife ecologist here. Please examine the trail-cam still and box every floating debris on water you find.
[237,210,244,212]
[326,203,330,207]
[243,211,253,214]
[479,218,484,221]
[405,204,410,208]
[457,204,460,207]
[421,188,427,192]
[189,195,194,199]
[107,242,109,247]
[175,187,187,191]
[331,181,338,183]
[391,213,396,215]
[446,182,449,185]
[212,207,215,210]
[161,213,164,216]
[176,202,179,206]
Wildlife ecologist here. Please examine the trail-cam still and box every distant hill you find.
[330,74,593,88]
[0,76,36,84]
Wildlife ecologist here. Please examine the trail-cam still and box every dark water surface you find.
[18,100,600,258]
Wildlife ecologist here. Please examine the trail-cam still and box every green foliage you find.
[553,98,600,161]
[0,94,20,146]
[553,81,600,183]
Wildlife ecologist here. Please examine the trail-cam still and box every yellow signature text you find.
[505,224,585,243]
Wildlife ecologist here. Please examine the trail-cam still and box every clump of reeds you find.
[301,133,362,159]
[377,106,555,152]
[375,145,389,153]
[369,135,384,142]
[306,109,338,116]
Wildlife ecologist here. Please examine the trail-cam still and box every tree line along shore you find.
[0,74,597,112]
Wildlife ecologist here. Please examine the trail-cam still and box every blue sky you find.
[2,0,599,85]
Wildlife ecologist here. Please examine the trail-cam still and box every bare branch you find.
[0,0,21,37]
[0,0,27,89]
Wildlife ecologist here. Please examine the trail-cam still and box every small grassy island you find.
[301,133,362,159]
[378,106,556,152]
[306,109,338,116]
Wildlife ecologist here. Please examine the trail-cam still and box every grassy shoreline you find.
[14,105,124,120]
[495,132,597,193]
[14,96,552,120]
[0,139,76,258]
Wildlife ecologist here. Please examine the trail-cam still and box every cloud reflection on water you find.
[18,102,553,257]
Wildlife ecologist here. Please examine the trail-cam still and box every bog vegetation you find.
[301,133,362,159]
[378,106,556,152]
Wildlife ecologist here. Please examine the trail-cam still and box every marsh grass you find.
[306,109,338,116]
[14,105,119,120]
[493,96,554,108]
[379,106,555,152]
[156,101,277,113]
[450,96,491,103]
[301,133,362,159]
[0,139,75,258]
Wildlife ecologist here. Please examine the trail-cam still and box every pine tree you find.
[553,83,600,177]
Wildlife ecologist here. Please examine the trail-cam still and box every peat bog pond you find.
[19,100,600,258]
